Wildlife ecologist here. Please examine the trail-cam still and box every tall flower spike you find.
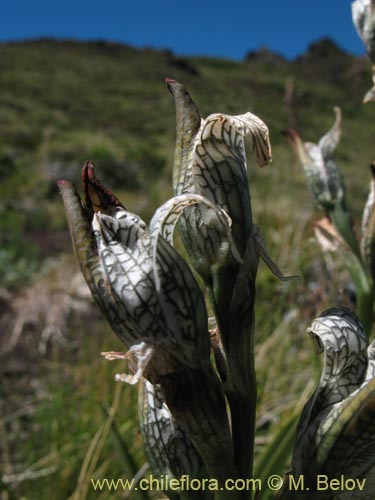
[352,0,375,103]
[167,80,293,482]
[139,380,210,500]
[286,308,375,497]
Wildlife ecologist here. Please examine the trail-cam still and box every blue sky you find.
[0,0,365,60]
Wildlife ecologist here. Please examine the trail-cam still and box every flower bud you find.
[289,307,375,495]
[167,79,272,281]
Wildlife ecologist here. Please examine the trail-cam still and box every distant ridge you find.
[0,35,371,193]
[0,35,362,62]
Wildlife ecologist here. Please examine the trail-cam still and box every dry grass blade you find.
[68,382,123,500]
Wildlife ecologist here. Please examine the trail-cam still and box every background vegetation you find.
[1,37,374,499]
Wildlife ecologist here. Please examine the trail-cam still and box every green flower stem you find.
[209,238,259,493]
[210,294,256,499]
[329,202,375,335]
[329,201,361,260]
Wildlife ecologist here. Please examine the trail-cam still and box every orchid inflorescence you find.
[59,77,375,499]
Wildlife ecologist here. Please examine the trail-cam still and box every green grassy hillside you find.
[0,37,374,286]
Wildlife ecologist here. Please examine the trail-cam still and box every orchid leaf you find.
[153,236,210,357]
[316,377,375,483]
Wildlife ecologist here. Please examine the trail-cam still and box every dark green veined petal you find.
[94,211,210,368]
[306,308,368,414]
[139,379,210,500]
[149,193,235,250]
[167,79,272,263]
[314,377,375,484]
[291,308,373,490]
[190,112,271,256]
[57,181,131,343]
[166,78,202,195]
[149,193,242,289]
[61,163,211,385]
[287,378,375,499]
[94,212,165,343]
[96,208,211,354]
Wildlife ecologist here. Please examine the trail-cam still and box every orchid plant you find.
[277,307,375,500]
[59,80,375,499]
